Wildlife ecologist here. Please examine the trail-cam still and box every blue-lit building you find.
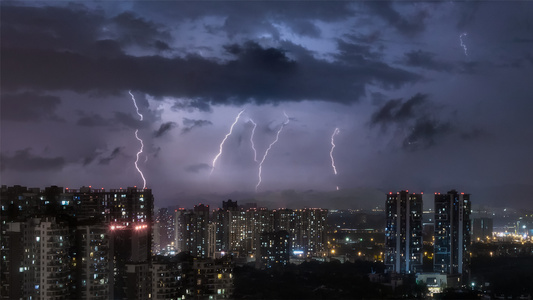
[385,190,423,274]
[434,190,471,283]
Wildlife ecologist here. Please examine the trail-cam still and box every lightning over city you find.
[460,33,468,57]
[2,2,532,298]
[255,112,290,192]
[330,128,340,190]
[211,109,245,175]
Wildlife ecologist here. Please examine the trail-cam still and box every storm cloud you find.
[154,122,177,138]
[182,118,212,134]
[0,149,65,172]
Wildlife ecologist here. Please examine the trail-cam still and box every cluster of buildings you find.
[3,184,531,299]
[0,185,232,300]
[158,200,328,268]
[384,190,473,294]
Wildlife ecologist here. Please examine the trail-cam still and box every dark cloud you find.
[0,4,105,54]
[0,92,63,122]
[133,1,354,37]
[455,2,481,30]
[0,4,169,57]
[344,31,382,45]
[110,11,170,48]
[98,147,122,165]
[182,118,213,134]
[1,41,419,106]
[113,112,141,129]
[403,50,454,72]
[76,112,111,127]
[365,2,428,36]
[370,93,428,128]
[289,20,321,38]
[403,118,451,150]
[370,94,453,150]
[185,163,211,173]
[0,149,65,171]
[171,99,212,112]
[154,122,177,138]
[335,40,382,62]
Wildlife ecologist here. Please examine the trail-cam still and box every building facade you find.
[385,191,423,274]
[434,190,471,282]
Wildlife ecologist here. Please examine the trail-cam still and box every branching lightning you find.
[211,109,245,175]
[129,90,143,121]
[249,119,258,162]
[459,33,468,57]
[330,128,340,190]
[255,112,290,192]
[134,129,147,189]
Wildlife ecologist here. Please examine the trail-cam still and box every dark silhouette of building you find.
[472,217,493,242]
[0,185,154,300]
[259,230,290,269]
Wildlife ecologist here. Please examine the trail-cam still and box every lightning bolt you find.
[129,90,146,189]
[459,33,468,57]
[249,119,258,162]
[129,90,143,121]
[330,128,340,190]
[134,129,147,189]
[255,112,290,192]
[211,109,245,175]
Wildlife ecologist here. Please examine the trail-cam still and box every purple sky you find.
[1,1,532,209]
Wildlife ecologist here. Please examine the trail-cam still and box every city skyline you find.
[1,2,532,209]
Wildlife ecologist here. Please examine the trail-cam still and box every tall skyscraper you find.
[385,191,423,274]
[434,190,471,282]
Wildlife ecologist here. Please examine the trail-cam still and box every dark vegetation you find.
[233,260,427,299]
[471,256,533,298]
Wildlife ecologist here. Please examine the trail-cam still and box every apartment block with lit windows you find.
[385,191,423,274]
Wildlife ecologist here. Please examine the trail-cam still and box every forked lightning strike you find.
[330,128,340,175]
[330,128,340,191]
[460,33,468,57]
[129,90,143,121]
[249,119,258,162]
[256,112,290,192]
[211,110,245,175]
[134,129,147,189]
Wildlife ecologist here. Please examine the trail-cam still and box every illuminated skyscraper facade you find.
[434,190,471,282]
[385,191,423,274]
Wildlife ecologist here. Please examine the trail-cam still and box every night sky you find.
[1,1,532,209]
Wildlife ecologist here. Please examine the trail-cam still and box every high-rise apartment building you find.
[259,230,290,269]
[1,185,154,300]
[177,204,210,258]
[74,224,111,300]
[434,190,471,282]
[385,191,423,274]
